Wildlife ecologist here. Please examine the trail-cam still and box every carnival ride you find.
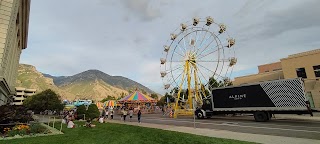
[160,16,236,118]
[118,91,157,110]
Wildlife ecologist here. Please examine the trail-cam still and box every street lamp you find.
[192,95,196,129]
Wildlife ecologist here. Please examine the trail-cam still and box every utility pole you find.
[192,95,196,129]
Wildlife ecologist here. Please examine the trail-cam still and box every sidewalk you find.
[108,120,320,144]
[273,114,320,121]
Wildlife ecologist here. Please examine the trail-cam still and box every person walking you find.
[129,109,133,122]
[106,110,109,119]
[110,110,114,119]
[120,108,124,121]
[123,109,128,122]
[162,107,165,116]
[137,110,142,123]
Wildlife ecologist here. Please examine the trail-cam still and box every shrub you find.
[76,105,86,120]
[8,129,23,137]
[0,105,33,124]
[86,104,100,120]
[29,123,47,134]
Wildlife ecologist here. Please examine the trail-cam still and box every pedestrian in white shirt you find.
[67,120,75,128]
[99,116,104,123]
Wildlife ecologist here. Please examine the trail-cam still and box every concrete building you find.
[258,62,282,73]
[0,0,30,105]
[234,49,320,108]
[12,87,36,105]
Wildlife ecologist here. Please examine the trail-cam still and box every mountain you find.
[48,69,154,94]
[16,64,76,100]
[16,64,157,101]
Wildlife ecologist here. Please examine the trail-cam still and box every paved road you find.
[112,114,320,140]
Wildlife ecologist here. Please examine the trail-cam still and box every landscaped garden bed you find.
[1,123,52,139]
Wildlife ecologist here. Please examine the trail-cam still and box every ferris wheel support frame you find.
[173,58,202,118]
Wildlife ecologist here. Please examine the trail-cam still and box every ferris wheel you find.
[160,16,237,116]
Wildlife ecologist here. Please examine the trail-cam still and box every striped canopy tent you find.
[118,91,157,103]
[104,100,117,108]
[96,102,104,109]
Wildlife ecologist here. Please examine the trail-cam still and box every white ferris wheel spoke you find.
[196,59,229,62]
[197,46,222,60]
[169,67,185,85]
[196,63,224,79]
[171,39,187,56]
[167,66,183,74]
[196,34,218,57]
[172,50,184,58]
[195,32,212,55]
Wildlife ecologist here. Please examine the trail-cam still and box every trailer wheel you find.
[254,112,268,122]
[266,112,271,121]
[196,111,204,119]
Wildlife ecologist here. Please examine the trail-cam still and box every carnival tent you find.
[96,102,104,109]
[104,100,117,108]
[118,91,156,103]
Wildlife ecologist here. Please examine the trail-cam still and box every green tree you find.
[141,89,147,95]
[200,84,210,99]
[85,104,100,120]
[208,77,222,89]
[76,105,86,120]
[100,95,116,102]
[150,93,158,99]
[23,89,64,113]
[157,96,166,106]
[225,81,233,86]
[157,92,174,106]
[208,77,233,90]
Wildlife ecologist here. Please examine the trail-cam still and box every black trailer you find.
[195,78,317,122]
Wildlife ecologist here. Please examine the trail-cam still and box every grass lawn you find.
[0,121,254,144]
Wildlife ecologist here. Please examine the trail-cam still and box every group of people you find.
[101,109,114,120]
[100,107,142,123]
[62,110,77,128]
[64,106,144,129]
[119,107,142,123]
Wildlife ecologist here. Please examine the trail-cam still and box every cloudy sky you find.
[20,0,320,94]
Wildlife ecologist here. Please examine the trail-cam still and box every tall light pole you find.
[192,95,196,129]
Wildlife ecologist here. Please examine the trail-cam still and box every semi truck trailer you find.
[195,78,318,122]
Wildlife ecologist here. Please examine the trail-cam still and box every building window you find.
[314,65,320,77]
[16,13,19,25]
[296,68,307,78]
[17,29,20,37]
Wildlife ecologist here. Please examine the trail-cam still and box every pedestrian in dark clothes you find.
[137,110,142,123]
